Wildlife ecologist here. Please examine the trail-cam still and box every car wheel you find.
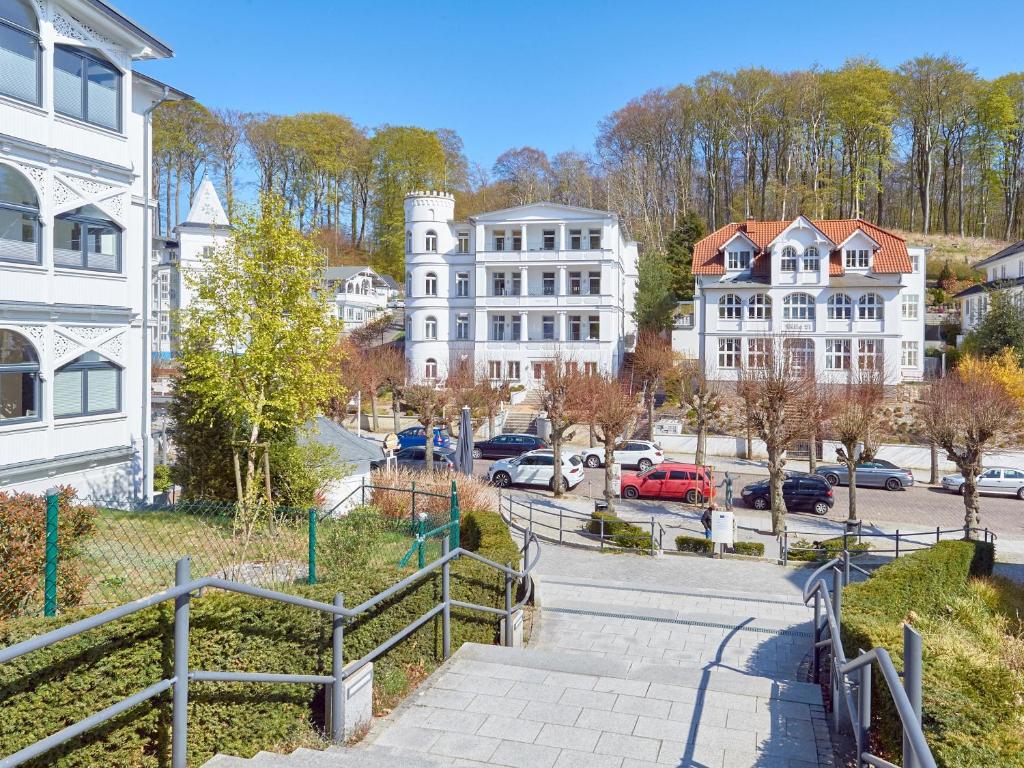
[885,477,902,491]
[623,486,639,499]
[752,496,769,511]
[684,489,703,504]
[824,473,841,486]
[585,454,601,468]
[549,477,568,493]
[472,447,483,459]
[638,458,653,472]
[813,501,829,516]
[491,472,511,488]
[958,483,966,496]
[1017,487,1024,501]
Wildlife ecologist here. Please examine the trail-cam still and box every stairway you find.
[501,412,538,435]
[205,558,831,767]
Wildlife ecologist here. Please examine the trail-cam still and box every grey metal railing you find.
[803,554,936,768]
[782,524,998,566]
[499,491,666,556]
[0,530,540,768]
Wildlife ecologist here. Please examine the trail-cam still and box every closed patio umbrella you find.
[454,405,475,475]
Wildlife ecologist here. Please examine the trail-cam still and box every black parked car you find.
[740,475,834,516]
[471,433,549,460]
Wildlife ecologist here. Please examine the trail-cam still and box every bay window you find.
[54,45,121,131]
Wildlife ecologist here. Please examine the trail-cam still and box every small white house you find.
[325,266,395,333]
[954,240,1024,332]
[303,416,382,516]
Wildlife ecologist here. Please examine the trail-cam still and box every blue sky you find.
[129,0,1024,173]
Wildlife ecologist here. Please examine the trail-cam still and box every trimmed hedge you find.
[0,509,518,767]
[588,512,652,552]
[587,511,625,537]
[732,541,765,557]
[675,535,713,554]
[787,536,871,562]
[840,540,1021,767]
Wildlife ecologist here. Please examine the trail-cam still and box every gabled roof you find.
[693,217,912,277]
[181,179,229,228]
[972,240,1024,270]
[87,0,173,58]
[324,265,387,284]
[953,276,1024,299]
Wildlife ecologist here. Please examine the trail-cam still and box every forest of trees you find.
[154,55,1024,280]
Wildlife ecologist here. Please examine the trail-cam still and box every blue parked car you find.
[397,426,452,450]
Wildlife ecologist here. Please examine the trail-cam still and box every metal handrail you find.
[784,525,997,565]
[0,529,540,768]
[804,556,937,768]
[323,476,450,519]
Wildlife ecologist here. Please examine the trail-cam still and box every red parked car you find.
[620,462,713,504]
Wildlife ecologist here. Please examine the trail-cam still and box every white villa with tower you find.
[674,216,926,384]
[402,190,639,386]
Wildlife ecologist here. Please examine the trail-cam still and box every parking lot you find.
[470,453,1024,545]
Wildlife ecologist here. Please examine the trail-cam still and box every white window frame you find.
[457,232,469,253]
[719,293,743,320]
[858,293,882,321]
[456,271,469,297]
[718,337,741,369]
[783,293,815,321]
[902,294,919,320]
[747,337,770,368]
[780,246,797,272]
[747,293,771,320]
[825,339,851,370]
[424,316,438,340]
[727,250,751,270]
[828,293,853,320]
[425,358,438,379]
[455,313,469,340]
[858,339,883,370]
[424,272,438,296]
[901,341,919,368]
[425,230,438,252]
[802,247,820,272]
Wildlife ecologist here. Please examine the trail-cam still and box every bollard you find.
[172,557,191,768]
[307,509,317,585]
[903,624,923,768]
[441,537,451,660]
[44,488,59,617]
[331,594,345,743]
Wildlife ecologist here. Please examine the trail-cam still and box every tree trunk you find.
[392,395,401,434]
[647,389,655,441]
[808,430,817,473]
[745,426,753,461]
[767,450,787,535]
[847,461,858,523]
[695,420,706,466]
[962,474,981,538]
[488,411,495,439]
[589,421,596,448]
[369,390,379,432]
[552,430,564,498]
[929,443,939,485]
[424,424,435,470]
[604,437,616,514]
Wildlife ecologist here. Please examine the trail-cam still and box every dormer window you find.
[845,249,870,269]
[727,250,750,270]
[780,247,797,272]
[802,248,820,272]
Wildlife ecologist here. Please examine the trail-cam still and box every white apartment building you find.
[954,240,1024,332]
[151,178,230,359]
[0,0,182,500]
[676,216,926,384]
[324,265,396,332]
[403,191,639,385]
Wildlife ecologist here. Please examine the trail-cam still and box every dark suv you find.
[741,474,834,516]
[472,433,549,459]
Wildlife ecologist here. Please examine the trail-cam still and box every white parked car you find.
[487,450,585,492]
[579,440,664,472]
[941,466,1024,499]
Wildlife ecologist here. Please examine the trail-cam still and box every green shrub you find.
[732,541,765,557]
[587,511,624,537]
[613,529,652,551]
[841,540,1016,767]
[787,536,871,562]
[0,509,518,767]
[675,535,713,554]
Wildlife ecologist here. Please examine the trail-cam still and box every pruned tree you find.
[919,353,1024,537]
[736,336,815,534]
[473,363,508,440]
[666,358,725,466]
[342,344,388,432]
[591,377,641,513]
[348,313,393,349]
[633,331,675,440]
[538,354,585,497]
[403,381,451,470]
[824,368,885,523]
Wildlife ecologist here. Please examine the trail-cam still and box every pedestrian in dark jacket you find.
[701,503,716,540]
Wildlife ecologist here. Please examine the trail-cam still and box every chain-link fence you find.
[1,481,460,622]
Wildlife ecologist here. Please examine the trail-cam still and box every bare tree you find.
[207,108,246,220]
[736,336,815,534]
[633,331,674,440]
[538,354,585,498]
[403,382,451,470]
[919,371,1022,537]
[824,369,885,524]
[667,358,725,465]
[472,364,508,440]
[591,377,641,513]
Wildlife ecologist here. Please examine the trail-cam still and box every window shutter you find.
[53,369,83,416]
[87,367,118,412]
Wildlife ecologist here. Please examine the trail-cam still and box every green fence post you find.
[307,508,317,585]
[450,479,461,550]
[44,487,59,617]
[417,513,427,570]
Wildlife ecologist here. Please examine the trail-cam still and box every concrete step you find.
[204,744,449,767]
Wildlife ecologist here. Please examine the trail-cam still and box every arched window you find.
[54,45,121,131]
[718,293,742,320]
[361,279,370,294]
[780,246,797,272]
[747,293,771,320]
[424,272,437,296]
[424,316,438,340]
[405,271,411,294]
[858,293,882,320]
[54,204,122,272]
[827,293,853,320]
[53,352,121,418]
[0,164,40,264]
[405,231,411,253]
[782,292,815,320]
[0,0,40,104]
[425,230,438,252]
[802,247,820,272]
[0,328,40,422]
[425,358,438,380]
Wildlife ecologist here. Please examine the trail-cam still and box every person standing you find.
[701,502,715,541]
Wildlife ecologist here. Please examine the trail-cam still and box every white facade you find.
[679,217,926,385]
[150,178,230,359]
[403,192,639,386]
[325,265,395,333]
[954,240,1024,332]
[0,0,179,501]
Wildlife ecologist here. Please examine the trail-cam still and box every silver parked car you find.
[815,459,914,491]
[941,466,1024,499]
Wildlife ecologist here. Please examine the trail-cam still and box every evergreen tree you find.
[963,291,1024,363]
[663,212,704,301]
[633,250,677,332]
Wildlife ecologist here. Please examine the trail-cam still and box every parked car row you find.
[941,467,1024,499]
[487,450,585,492]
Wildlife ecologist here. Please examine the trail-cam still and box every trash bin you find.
[594,499,609,514]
